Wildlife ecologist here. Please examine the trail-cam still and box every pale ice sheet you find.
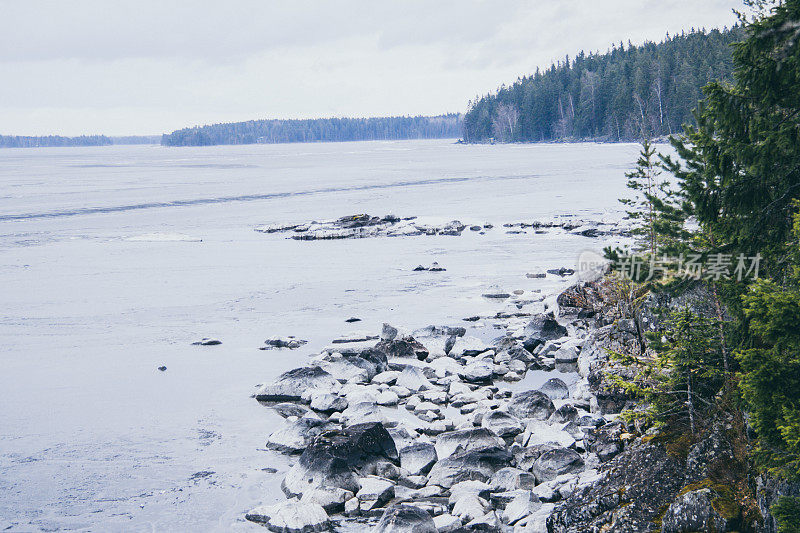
[0,139,640,531]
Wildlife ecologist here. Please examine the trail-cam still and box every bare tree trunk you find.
[634,93,647,138]
[653,70,664,136]
[687,373,695,435]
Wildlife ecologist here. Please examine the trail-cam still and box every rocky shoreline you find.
[246,273,754,532]
[244,272,634,533]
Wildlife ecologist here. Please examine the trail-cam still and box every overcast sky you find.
[1,1,740,136]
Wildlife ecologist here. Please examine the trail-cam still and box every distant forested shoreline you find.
[463,27,745,143]
[160,114,462,146]
[0,135,160,148]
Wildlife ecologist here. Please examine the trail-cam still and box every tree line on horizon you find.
[463,26,746,143]
[0,135,113,148]
[0,134,162,148]
[160,114,463,146]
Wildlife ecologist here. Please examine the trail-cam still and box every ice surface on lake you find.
[0,139,640,531]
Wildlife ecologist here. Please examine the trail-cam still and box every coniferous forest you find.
[161,114,462,146]
[0,135,113,148]
[463,27,745,142]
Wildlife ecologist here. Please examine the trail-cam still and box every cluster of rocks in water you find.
[246,276,613,532]
[247,279,755,532]
[254,214,629,241]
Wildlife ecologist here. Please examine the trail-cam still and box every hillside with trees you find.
[596,2,800,530]
[161,114,462,146]
[463,26,745,143]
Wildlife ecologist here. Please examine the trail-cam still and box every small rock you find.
[435,428,504,460]
[267,417,334,453]
[507,390,555,420]
[331,333,378,344]
[300,487,354,513]
[373,504,437,533]
[310,392,348,413]
[357,476,395,511]
[270,402,310,418]
[344,496,360,517]
[531,448,584,483]
[373,370,400,385]
[661,488,728,533]
[522,315,567,351]
[546,267,575,276]
[452,494,491,522]
[539,378,570,400]
[262,336,308,349]
[432,513,462,533]
[427,446,511,488]
[482,292,511,299]
[192,337,221,346]
[255,366,340,402]
[466,511,501,531]
[503,490,541,525]
[400,443,438,476]
[481,410,524,438]
[381,323,399,341]
[345,317,362,323]
[459,359,494,383]
[376,390,399,406]
[490,467,535,492]
[396,366,434,392]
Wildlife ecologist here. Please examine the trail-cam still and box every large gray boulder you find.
[357,475,396,511]
[400,443,438,476]
[395,366,434,392]
[531,447,584,483]
[490,467,536,492]
[661,488,729,533]
[309,392,348,413]
[372,504,437,533]
[538,377,570,400]
[266,417,335,454]
[255,366,340,402]
[283,422,398,497]
[451,494,491,522]
[503,490,541,526]
[427,446,512,488]
[459,358,494,383]
[245,501,329,532]
[507,390,556,420]
[522,315,567,351]
[319,354,375,383]
[434,428,504,460]
[481,410,524,438]
[299,487,354,513]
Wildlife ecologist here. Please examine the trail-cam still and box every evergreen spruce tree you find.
[613,308,725,434]
[662,0,800,279]
[738,202,800,480]
[620,139,662,256]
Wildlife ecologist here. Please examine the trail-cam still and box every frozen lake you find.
[0,139,638,531]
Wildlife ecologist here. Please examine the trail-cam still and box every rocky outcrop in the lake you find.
[246,277,769,532]
[254,213,631,241]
